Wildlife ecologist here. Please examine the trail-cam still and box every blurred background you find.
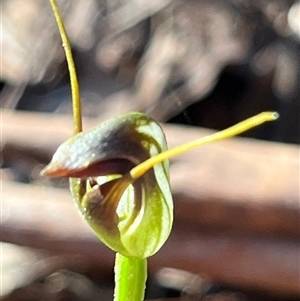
[1,0,300,300]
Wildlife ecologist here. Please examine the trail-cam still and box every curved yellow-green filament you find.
[49,0,82,134]
[130,112,279,179]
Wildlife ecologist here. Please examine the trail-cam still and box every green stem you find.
[49,0,82,134]
[114,253,147,301]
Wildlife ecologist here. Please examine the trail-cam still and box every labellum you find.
[41,112,173,259]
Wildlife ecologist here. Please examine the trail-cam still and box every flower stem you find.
[49,0,82,134]
[114,253,147,301]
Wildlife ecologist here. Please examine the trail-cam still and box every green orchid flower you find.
[41,112,173,259]
[41,110,278,261]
